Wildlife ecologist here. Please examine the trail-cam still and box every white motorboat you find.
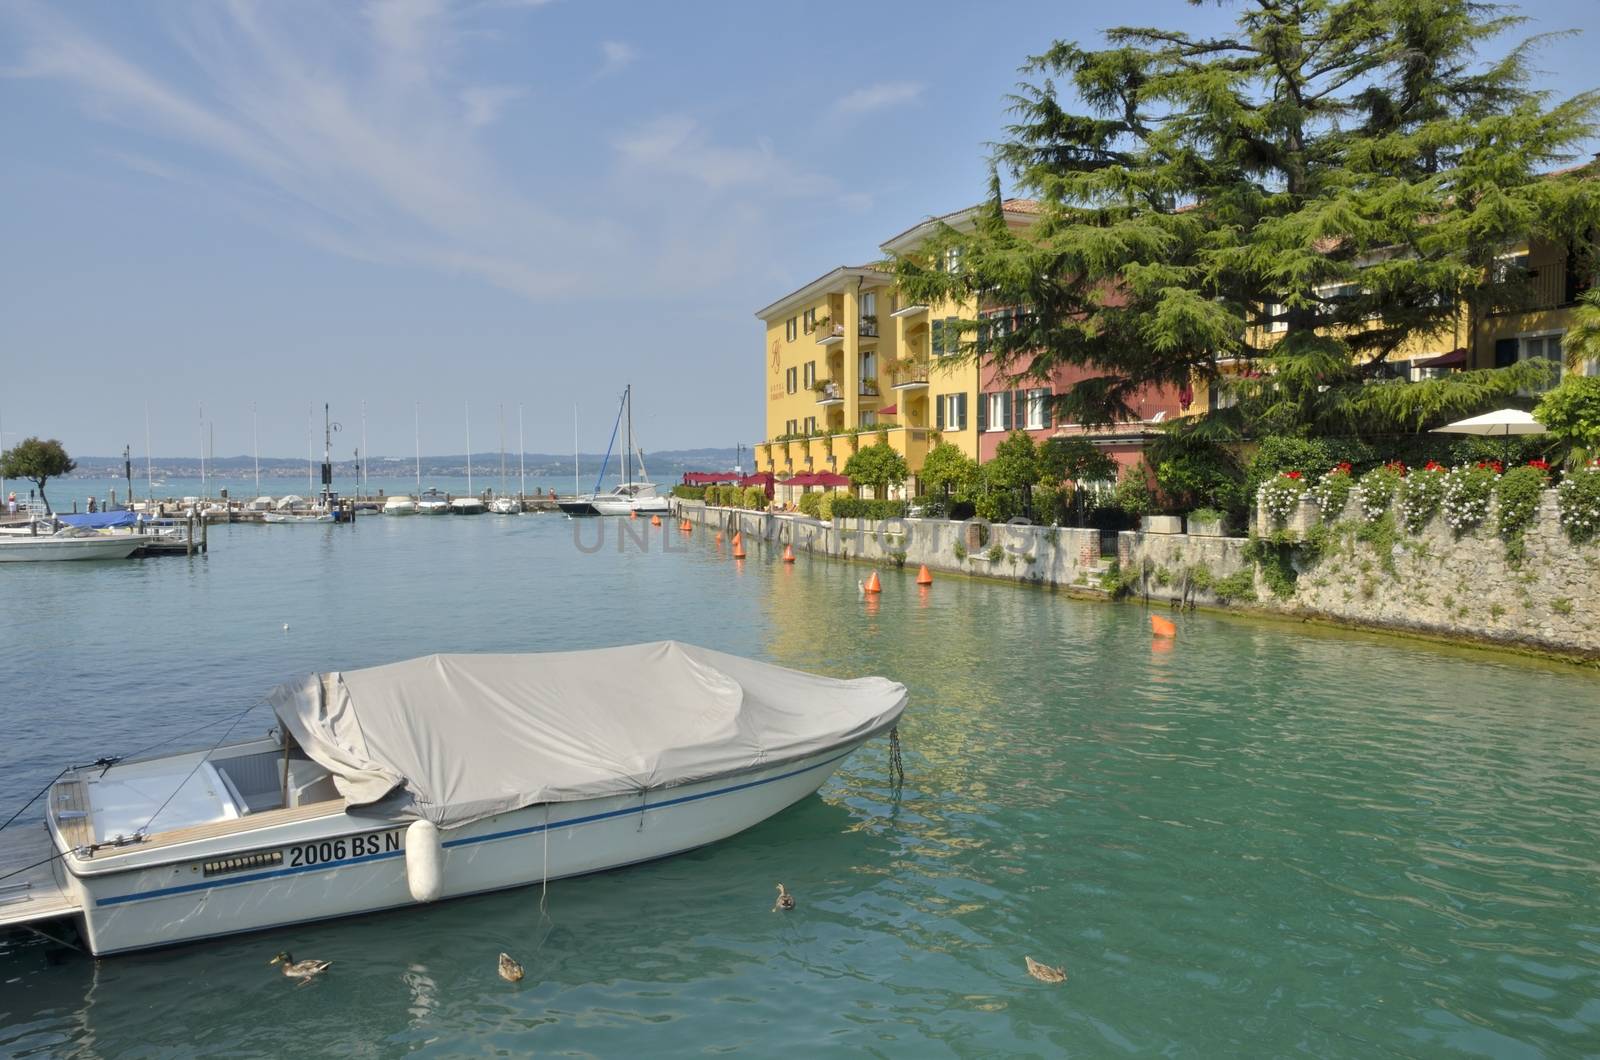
[489,496,520,514]
[383,496,419,516]
[261,510,335,525]
[0,642,905,956]
[449,496,486,515]
[416,488,449,515]
[0,529,143,562]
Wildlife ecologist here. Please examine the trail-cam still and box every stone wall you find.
[677,490,1600,661]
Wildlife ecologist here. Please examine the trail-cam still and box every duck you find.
[268,951,332,980]
[498,952,525,982]
[773,883,796,911]
[1024,955,1066,983]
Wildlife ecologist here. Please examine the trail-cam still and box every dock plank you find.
[0,826,78,929]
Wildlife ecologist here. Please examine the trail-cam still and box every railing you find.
[858,317,879,338]
[815,382,842,402]
[1531,261,1569,309]
[859,378,880,397]
[816,323,845,342]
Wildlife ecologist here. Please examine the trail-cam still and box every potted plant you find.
[1187,507,1227,537]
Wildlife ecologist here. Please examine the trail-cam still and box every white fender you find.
[405,819,444,903]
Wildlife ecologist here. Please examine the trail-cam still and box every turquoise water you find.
[2,515,1598,1056]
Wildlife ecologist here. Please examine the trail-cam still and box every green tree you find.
[893,0,1600,439]
[919,441,977,498]
[0,437,76,515]
[985,432,1041,492]
[1563,290,1600,371]
[1038,438,1116,483]
[843,444,909,499]
[1534,374,1600,466]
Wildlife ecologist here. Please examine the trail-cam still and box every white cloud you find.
[598,40,637,76]
[614,115,835,197]
[831,81,924,116]
[459,84,524,127]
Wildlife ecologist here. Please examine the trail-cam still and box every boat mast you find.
[414,402,421,494]
[321,403,334,506]
[464,399,473,497]
[360,400,368,495]
[625,384,633,489]
[573,404,579,496]
[252,402,260,495]
[518,403,526,500]
[199,403,206,498]
[498,403,506,498]
[144,403,153,496]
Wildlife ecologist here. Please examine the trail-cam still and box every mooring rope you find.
[0,768,69,835]
[888,726,904,790]
[0,846,69,885]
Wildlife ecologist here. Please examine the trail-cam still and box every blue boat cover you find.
[57,510,139,529]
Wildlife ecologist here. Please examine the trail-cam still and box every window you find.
[803,416,817,434]
[1519,332,1565,392]
[943,247,963,274]
[933,316,960,356]
[984,392,1010,432]
[803,361,816,388]
[785,367,797,394]
[858,410,877,427]
[1024,388,1051,430]
[802,308,816,334]
[935,392,967,431]
[1264,302,1288,334]
[784,419,798,436]
[859,351,876,381]
[786,317,798,342]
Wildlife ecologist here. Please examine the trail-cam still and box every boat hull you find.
[60,742,865,955]
[383,501,418,516]
[261,513,335,524]
[0,536,142,562]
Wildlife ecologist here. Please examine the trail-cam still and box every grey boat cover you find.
[267,641,907,829]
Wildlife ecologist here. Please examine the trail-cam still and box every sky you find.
[3,0,1598,460]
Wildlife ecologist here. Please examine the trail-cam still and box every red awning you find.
[682,471,742,485]
[877,404,898,415]
[1415,348,1468,368]
[809,471,851,487]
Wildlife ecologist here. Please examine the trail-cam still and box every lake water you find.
[2,515,1598,1056]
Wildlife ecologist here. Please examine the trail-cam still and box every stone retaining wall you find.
[677,490,1599,661]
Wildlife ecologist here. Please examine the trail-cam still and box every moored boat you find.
[449,496,486,515]
[416,488,449,515]
[0,642,906,955]
[383,496,419,516]
[0,530,143,562]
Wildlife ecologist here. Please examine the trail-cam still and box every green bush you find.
[1495,463,1549,563]
[704,485,721,507]
[1555,463,1600,543]
[1154,443,1244,515]
[832,497,909,520]
[1397,464,1446,532]
[796,491,823,518]
[1535,375,1600,465]
[1112,464,1154,517]
[1032,482,1063,526]
[671,484,706,500]
[743,486,768,511]
[817,489,847,522]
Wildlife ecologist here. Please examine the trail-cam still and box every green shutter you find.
[1039,389,1052,429]
[957,392,968,430]
[1001,391,1012,430]
[936,395,945,431]
[977,391,988,432]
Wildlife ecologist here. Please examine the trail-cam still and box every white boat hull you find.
[0,535,142,562]
[416,500,449,515]
[449,499,486,515]
[383,500,418,516]
[58,742,864,955]
[261,512,335,524]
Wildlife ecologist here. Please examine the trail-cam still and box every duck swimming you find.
[268,951,332,980]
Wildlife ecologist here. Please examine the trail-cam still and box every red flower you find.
[1423,460,1445,472]
[1528,458,1550,471]
[1284,470,1303,480]
[1385,460,1407,476]
[1476,460,1504,474]
[1333,461,1353,475]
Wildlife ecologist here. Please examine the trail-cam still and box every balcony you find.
[814,381,843,406]
[890,303,929,319]
[859,378,881,399]
[815,322,845,345]
[858,316,879,339]
[889,359,929,390]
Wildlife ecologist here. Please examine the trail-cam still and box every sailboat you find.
[450,400,486,514]
[558,385,670,516]
[385,404,421,514]
[489,404,519,513]
[265,405,339,524]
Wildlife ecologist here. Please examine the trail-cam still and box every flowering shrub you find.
[1556,463,1600,543]
[1495,463,1549,564]
[1355,464,1403,522]
[1441,463,1497,533]
[1307,463,1354,520]
[1258,471,1307,526]
[1397,462,1447,532]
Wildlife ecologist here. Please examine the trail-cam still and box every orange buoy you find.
[864,571,882,594]
[650,514,662,527]
[630,509,638,520]
[732,533,747,559]
[1150,614,1177,638]
[782,544,795,563]
[915,564,933,585]
[715,531,723,544]
[680,519,692,532]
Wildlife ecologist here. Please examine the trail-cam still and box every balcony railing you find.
[859,378,880,397]
[858,316,879,338]
[816,323,845,344]
[814,382,843,404]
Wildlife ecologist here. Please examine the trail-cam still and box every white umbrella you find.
[1430,408,1547,437]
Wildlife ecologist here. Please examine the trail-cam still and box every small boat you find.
[0,642,905,956]
[416,488,449,515]
[489,496,520,514]
[261,510,335,525]
[383,496,419,516]
[0,528,143,562]
[449,496,486,515]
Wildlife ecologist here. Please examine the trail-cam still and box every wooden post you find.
[186,511,194,556]
[201,511,208,554]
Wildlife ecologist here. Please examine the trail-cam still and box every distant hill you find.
[66,448,748,480]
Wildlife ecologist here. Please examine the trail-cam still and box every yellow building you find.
[1471,236,1596,383]
[753,200,1041,492]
